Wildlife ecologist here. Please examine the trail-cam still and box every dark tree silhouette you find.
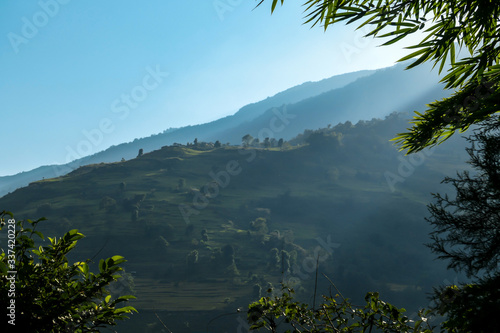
[426,116,500,332]
[427,116,500,276]
[222,244,235,265]
[263,137,271,148]
[242,134,253,147]
[201,228,209,242]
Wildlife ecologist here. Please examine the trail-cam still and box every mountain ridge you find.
[0,69,375,197]
[0,113,470,332]
[0,63,447,197]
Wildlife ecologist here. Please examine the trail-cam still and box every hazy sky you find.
[0,1,423,176]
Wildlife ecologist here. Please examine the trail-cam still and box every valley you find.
[0,113,470,331]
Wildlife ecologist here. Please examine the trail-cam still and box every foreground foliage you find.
[427,116,500,277]
[247,283,434,332]
[246,117,500,331]
[0,211,136,332]
[256,0,500,153]
[432,274,500,333]
[427,116,500,332]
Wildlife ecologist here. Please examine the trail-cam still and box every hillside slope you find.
[216,62,449,143]
[0,113,470,332]
[1,62,449,198]
[0,69,374,197]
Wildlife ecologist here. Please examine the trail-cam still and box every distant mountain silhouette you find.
[213,62,449,143]
[0,113,471,331]
[0,63,448,197]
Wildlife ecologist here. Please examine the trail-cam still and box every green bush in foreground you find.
[248,283,434,333]
[0,211,136,332]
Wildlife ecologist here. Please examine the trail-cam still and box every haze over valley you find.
[2,2,491,332]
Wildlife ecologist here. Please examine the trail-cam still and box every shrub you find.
[0,211,136,332]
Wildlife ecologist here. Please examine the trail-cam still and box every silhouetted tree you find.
[137,148,143,157]
[278,138,284,148]
[242,134,254,147]
[263,137,271,148]
[250,217,268,235]
[427,116,500,331]
[214,140,221,148]
[222,244,235,265]
[427,117,500,276]
[201,229,209,242]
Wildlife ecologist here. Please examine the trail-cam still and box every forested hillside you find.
[0,113,470,332]
[0,63,448,198]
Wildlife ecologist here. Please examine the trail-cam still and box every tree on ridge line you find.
[256,0,500,153]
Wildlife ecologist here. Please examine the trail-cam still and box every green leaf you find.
[77,262,89,276]
[33,230,44,240]
[115,295,136,303]
[398,47,429,62]
[0,261,8,274]
[109,255,127,266]
[99,259,107,273]
[271,0,283,13]
[113,306,137,314]
[382,33,411,46]
[250,322,266,330]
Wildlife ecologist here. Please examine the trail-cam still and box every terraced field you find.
[0,116,470,331]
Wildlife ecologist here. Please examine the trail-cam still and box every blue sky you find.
[0,1,423,176]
